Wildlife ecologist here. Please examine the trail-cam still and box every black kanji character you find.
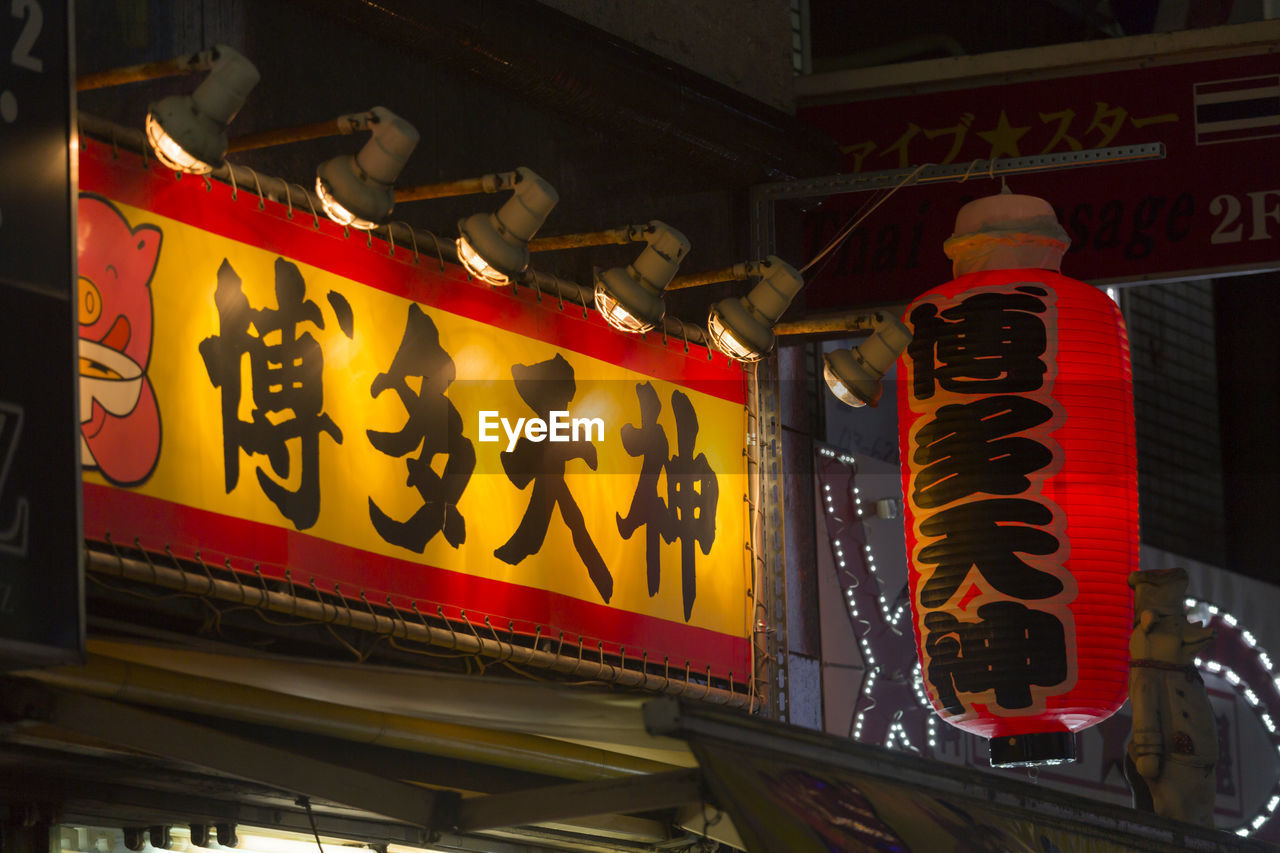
[911,395,1054,509]
[916,498,1064,607]
[664,390,718,621]
[494,354,612,602]
[367,304,475,552]
[909,286,1049,400]
[924,601,1068,713]
[199,258,342,530]
[616,382,668,597]
[617,385,719,621]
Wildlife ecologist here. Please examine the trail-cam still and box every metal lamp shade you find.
[145,45,259,175]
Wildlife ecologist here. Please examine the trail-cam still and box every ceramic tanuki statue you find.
[1125,568,1218,826]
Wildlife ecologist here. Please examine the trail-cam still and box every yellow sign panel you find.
[78,170,749,671]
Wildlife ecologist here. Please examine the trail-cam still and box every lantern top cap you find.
[951,192,1059,235]
[944,192,1070,276]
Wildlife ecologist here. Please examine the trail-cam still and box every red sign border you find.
[78,139,751,682]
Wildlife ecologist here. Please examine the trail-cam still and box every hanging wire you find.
[296,797,325,853]
[800,163,930,275]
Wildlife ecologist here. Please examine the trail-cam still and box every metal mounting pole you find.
[752,142,1165,206]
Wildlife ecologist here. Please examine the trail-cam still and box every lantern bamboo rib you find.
[84,546,748,709]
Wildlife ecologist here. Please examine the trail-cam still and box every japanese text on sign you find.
[905,283,1076,715]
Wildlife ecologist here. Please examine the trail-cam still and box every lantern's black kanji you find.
[924,601,1068,713]
[908,285,1050,400]
[916,498,1064,607]
[911,394,1054,509]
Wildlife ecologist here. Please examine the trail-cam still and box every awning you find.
[4,640,1266,852]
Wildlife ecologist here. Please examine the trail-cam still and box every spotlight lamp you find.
[456,168,559,286]
[823,312,912,408]
[593,221,691,333]
[145,44,260,175]
[315,107,420,230]
[705,256,804,362]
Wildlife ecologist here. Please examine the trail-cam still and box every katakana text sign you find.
[76,139,749,677]
[800,51,1280,309]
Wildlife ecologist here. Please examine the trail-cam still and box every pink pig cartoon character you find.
[77,194,162,486]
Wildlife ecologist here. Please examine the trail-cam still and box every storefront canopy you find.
[3,640,1266,852]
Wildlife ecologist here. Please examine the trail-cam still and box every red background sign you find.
[799,52,1280,310]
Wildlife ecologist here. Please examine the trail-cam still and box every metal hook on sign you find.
[360,591,387,636]
[282,179,294,219]
[439,605,459,650]
[483,616,508,662]
[309,578,333,624]
[163,545,192,593]
[227,165,238,201]
[246,166,265,210]
[299,184,320,229]
[334,583,355,627]
[195,551,217,594]
[253,565,273,610]
[429,231,445,272]
[387,595,409,640]
[227,557,248,604]
[136,540,160,586]
[401,223,420,265]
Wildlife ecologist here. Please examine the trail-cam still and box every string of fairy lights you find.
[819,444,1280,840]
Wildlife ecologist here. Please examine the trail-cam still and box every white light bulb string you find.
[819,445,1280,839]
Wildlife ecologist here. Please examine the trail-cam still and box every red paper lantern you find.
[897,194,1138,766]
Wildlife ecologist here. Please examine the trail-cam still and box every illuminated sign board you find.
[78,139,749,678]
